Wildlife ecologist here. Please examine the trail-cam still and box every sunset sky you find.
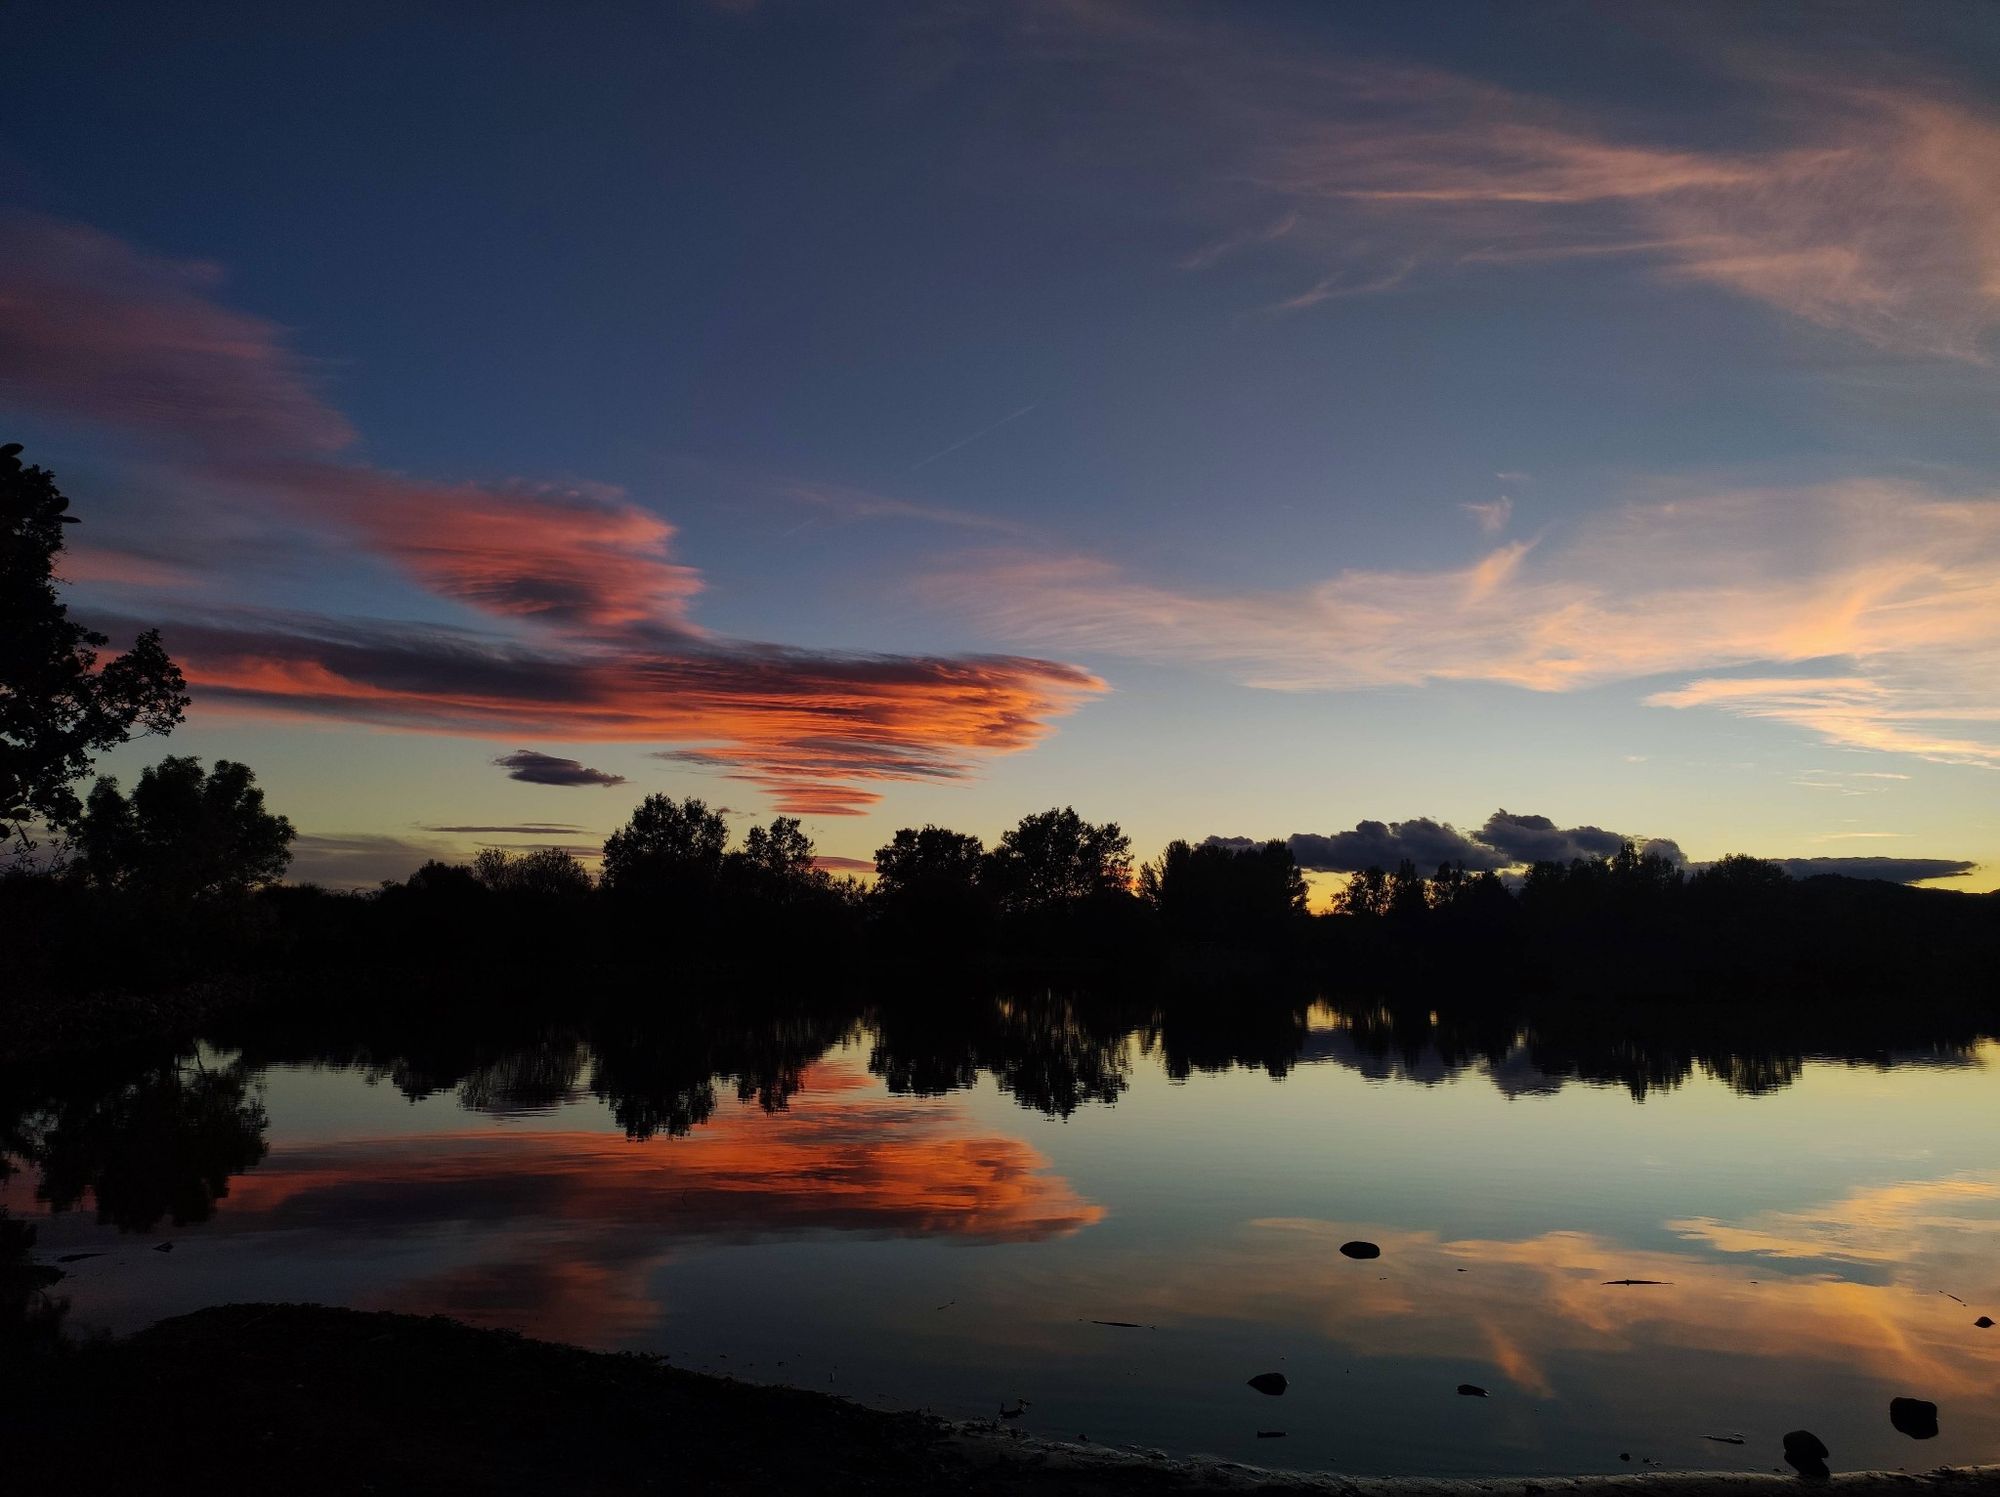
[5,1,1998,891]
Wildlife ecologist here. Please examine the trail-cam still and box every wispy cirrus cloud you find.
[928,480,2000,768]
[422,823,584,836]
[1461,497,1512,536]
[0,212,1102,815]
[1033,6,2000,359]
[0,212,353,455]
[776,478,1028,537]
[1264,72,2000,360]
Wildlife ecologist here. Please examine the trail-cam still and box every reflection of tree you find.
[1309,998,1988,1103]
[589,1005,857,1141]
[870,991,1136,1117]
[1143,993,1311,1081]
[10,1053,269,1232]
[4,989,1979,1259]
[454,1040,589,1115]
[1702,1051,1804,1096]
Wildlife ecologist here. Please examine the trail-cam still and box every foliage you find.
[873,825,985,902]
[983,806,1132,913]
[473,846,593,899]
[1,444,188,852]
[1139,838,1306,944]
[72,756,295,902]
[600,794,727,894]
[737,815,818,881]
[726,816,829,906]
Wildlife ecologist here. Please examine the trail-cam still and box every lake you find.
[5,992,1998,1476]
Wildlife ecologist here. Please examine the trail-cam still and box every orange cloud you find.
[143,611,1100,815]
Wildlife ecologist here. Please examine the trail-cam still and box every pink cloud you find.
[247,463,706,634]
[0,213,1104,812]
[1103,24,2000,359]
[0,211,354,454]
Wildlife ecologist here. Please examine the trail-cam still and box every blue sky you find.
[4,1,1998,890]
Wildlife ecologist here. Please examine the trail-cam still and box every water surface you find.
[6,995,1998,1476]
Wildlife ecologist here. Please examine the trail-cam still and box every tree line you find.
[6,443,1997,1009]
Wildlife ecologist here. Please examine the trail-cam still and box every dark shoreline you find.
[5,1304,1995,1496]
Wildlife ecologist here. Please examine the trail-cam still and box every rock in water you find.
[1783,1430,1830,1480]
[1339,1241,1381,1260]
[1247,1373,1288,1396]
[1457,1384,1489,1398]
[1889,1398,1939,1440]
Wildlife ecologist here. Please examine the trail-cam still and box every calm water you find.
[5,994,1999,1476]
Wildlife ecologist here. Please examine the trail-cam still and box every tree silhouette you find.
[1334,865,1392,919]
[600,794,727,894]
[871,824,989,954]
[1,444,187,853]
[72,756,294,902]
[472,846,593,898]
[983,806,1132,913]
[1140,838,1306,945]
[738,815,817,883]
[874,825,984,901]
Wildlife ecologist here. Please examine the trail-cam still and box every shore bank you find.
[4,1304,1993,1496]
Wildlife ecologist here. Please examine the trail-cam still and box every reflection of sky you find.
[14,1038,2000,1477]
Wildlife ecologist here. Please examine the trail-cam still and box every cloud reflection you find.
[200,1068,1100,1344]
[1046,1180,2000,1408]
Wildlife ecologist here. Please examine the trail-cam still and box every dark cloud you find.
[1222,814,1684,875]
[494,750,628,788]
[1757,857,1976,885]
[422,823,583,835]
[1287,818,1508,873]
[1218,813,1975,887]
[1475,809,1626,865]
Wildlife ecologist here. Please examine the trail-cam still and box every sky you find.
[3,0,1998,892]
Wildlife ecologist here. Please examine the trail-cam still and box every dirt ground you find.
[4,1304,1995,1497]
